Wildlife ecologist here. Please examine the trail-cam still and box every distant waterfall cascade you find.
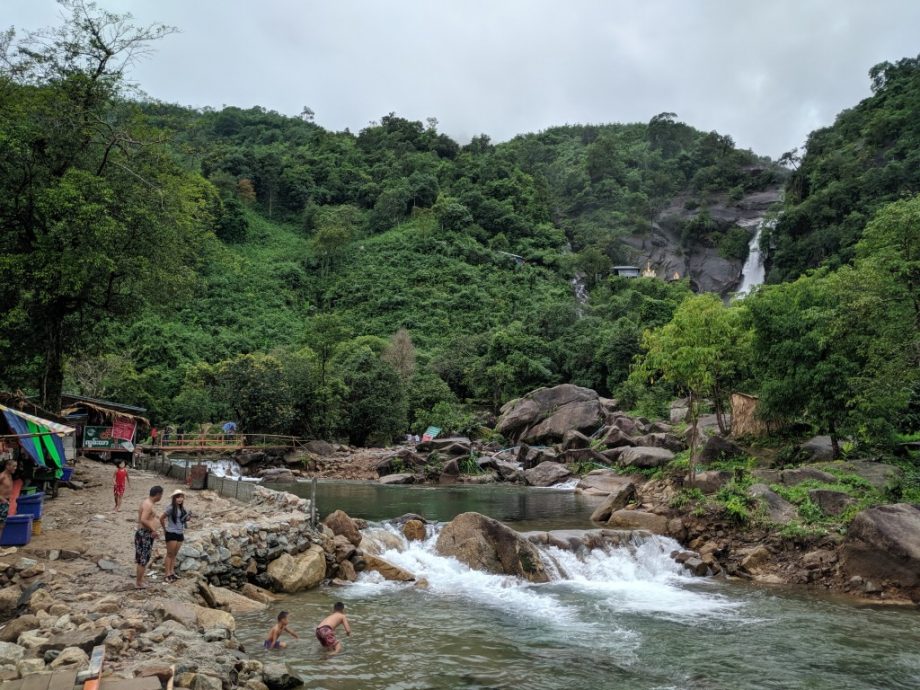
[736,217,774,297]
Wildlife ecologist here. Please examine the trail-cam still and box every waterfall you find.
[354,523,741,621]
[736,217,774,297]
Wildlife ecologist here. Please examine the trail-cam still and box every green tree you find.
[334,345,406,446]
[214,353,294,433]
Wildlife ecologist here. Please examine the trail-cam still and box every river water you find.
[237,482,920,690]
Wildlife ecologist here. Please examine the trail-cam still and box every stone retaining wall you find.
[175,486,322,588]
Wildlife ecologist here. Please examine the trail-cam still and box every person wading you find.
[160,488,191,582]
[135,485,163,589]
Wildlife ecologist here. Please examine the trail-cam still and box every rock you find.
[240,584,277,605]
[496,385,605,444]
[799,435,835,461]
[698,435,745,464]
[262,661,304,690]
[0,614,37,643]
[841,503,920,601]
[155,600,198,629]
[747,484,797,524]
[577,469,638,495]
[780,467,838,486]
[402,520,426,542]
[376,448,426,476]
[494,461,524,483]
[561,430,591,450]
[194,604,235,632]
[0,585,21,615]
[362,554,415,582]
[203,628,230,642]
[303,440,335,456]
[418,437,472,454]
[633,433,686,452]
[38,627,106,655]
[618,446,674,468]
[378,473,415,485]
[801,549,837,570]
[683,557,709,576]
[589,484,638,523]
[523,461,572,487]
[440,459,460,476]
[26,587,55,612]
[813,461,903,492]
[606,510,669,535]
[17,658,45,675]
[323,510,362,546]
[670,398,690,423]
[608,413,644,437]
[808,489,856,516]
[211,586,267,614]
[435,512,548,583]
[337,560,357,582]
[686,470,732,494]
[266,546,326,593]
[741,545,772,575]
[0,642,24,666]
[49,646,89,670]
[333,535,358,563]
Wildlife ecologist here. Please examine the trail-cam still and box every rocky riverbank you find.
[0,459,334,689]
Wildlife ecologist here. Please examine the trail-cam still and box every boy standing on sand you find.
[315,602,351,655]
[264,611,299,649]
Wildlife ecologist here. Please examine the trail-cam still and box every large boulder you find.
[606,510,669,535]
[747,484,797,524]
[698,435,745,464]
[376,448,425,476]
[598,427,637,448]
[589,482,638,522]
[812,461,903,492]
[262,662,304,690]
[362,554,415,582]
[577,469,640,495]
[799,435,835,461]
[378,473,415,485]
[618,446,674,468]
[632,433,686,452]
[561,430,591,450]
[841,503,920,601]
[808,489,855,516]
[686,470,732,494]
[266,546,326,593]
[323,510,362,546]
[779,467,838,486]
[523,461,572,487]
[435,512,548,582]
[496,385,604,444]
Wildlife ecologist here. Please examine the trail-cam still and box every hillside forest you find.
[0,3,917,456]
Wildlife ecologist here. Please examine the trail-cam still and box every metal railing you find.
[144,433,309,452]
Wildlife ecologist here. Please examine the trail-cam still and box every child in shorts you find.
[265,611,299,649]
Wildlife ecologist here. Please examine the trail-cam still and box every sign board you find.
[83,426,134,451]
[112,416,136,441]
[421,426,442,443]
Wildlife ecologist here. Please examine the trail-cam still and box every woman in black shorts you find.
[160,488,191,582]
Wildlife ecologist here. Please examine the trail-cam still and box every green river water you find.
[233,481,920,690]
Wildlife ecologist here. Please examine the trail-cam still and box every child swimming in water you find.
[265,611,299,649]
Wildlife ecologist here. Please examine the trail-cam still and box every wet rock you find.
[589,484,638,523]
[523,461,572,487]
[841,503,920,602]
[808,489,855,516]
[435,512,548,583]
[618,446,674,468]
[402,520,426,542]
[323,510,362,546]
[337,560,357,582]
[747,484,797,524]
[683,557,709,576]
[49,646,88,670]
[240,584,277,605]
[698,435,745,464]
[362,554,415,582]
[266,547,326,593]
[378,473,415,485]
[606,510,668,535]
[262,661,304,690]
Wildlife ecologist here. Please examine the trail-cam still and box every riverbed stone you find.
[435,512,548,583]
[589,483,638,523]
[323,510,362,546]
[241,583,277,605]
[362,554,415,582]
[523,461,572,487]
[561,430,591,450]
[841,503,920,601]
[606,510,668,535]
[741,545,772,575]
[402,519,426,542]
[49,646,88,670]
[211,586,266,614]
[262,661,304,690]
[0,615,37,643]
[266,546,326,593]
[747,484,797,524]
[378,473,415,485]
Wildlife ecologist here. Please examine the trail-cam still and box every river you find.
[236,481,920,690]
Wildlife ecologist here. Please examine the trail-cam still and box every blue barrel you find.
[16,492,44,519]
[0,514,33,546]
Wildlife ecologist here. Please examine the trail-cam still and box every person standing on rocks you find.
[113,460,129,512]
[135,485,163,589]
[315,602,351,655]
[160,488,191,582]
[0,458,17,541]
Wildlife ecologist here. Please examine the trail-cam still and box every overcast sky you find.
[6,1,920,158]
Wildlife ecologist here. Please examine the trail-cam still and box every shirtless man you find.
[0,459,17,541]
[135,485,163,589]
[315,602,351,655]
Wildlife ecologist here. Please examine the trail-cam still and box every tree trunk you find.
[828,419,841,459]
[41,319,65,411]
[713,389,728,435]
[688,390,699,484]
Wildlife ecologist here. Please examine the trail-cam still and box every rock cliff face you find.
[621,187,782,294]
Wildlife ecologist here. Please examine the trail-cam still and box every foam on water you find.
[357,523,741,625]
